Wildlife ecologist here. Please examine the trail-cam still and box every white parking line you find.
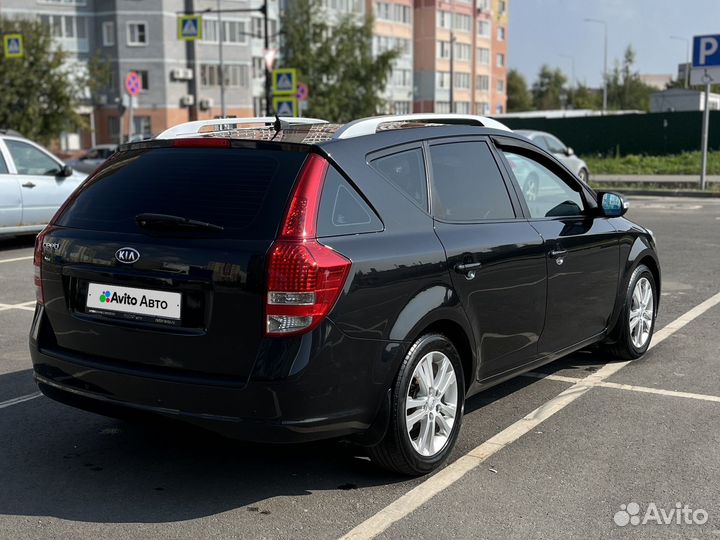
[0,301,36,312]
[0,392,42,410]
[523,372,720,404]
[0,255,33,264]
[339,291,720,540]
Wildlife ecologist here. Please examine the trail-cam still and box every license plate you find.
[86,283,181,320]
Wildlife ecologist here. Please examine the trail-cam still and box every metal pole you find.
[700,82,710,190]
[449,32,454,113]
[128,95,135,141]
[217,0,226,117]
[685,41,691,88]
[602,22,608,113]
[263,0,271,116]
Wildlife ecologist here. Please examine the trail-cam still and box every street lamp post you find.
[585,18,608,114]
[670,35,690,88]
[449,32,455,113]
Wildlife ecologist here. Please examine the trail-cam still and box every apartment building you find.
[0,0,279,146]
[413,0,508,115]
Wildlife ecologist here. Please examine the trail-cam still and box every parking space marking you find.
[339,290,720,540]
[523,372,720,404]
[0,392,41,410]
[0,255,33,264]
[0,301,36,312]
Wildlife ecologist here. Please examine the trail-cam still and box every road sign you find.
[273,96,298,117]
[272,68,297,95]
[178,15,202,41]
[3,34,24,59]
[691,34,720,85]
[263,48,278,72]
[125,71,142,97]
[296,82,309,101]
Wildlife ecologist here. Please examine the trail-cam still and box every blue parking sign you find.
[693,35,720,68]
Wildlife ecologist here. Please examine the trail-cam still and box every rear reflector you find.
[265,154,351,336]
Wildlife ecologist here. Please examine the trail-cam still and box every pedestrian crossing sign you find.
[273,97,299,117]
[3,34,24,59]
[178,15,202,41]
[272,68,297,95]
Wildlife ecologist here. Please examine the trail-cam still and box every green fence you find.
[497,111,720,157]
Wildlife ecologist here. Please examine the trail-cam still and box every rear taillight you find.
[265,154,351,336]
[33,228,49,305]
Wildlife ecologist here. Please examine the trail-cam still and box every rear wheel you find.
[369,334,465,476]
[578,168,589,184]
[604,264,657,359]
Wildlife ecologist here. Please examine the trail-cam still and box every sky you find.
[509,0,720,87]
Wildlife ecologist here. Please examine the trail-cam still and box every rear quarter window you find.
[57,147,308,238]
[317,167,382,237]
[370,148,428,210]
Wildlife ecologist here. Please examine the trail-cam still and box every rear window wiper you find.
[135,213,224,232]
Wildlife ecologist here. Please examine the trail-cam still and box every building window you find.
[496,53,505,67]
[477,0,490,11]
[477,47,490,64]
[476,101,490,115]
[130,69,149,90]
[39,14,89,52]
[496,104,504,114]
[127,22,147,46]
[455,101,470,114]
[252,56,264,79]
[436,101,450,113]
[476,75,489,91]
[107,116,120,142]
[498,26,506,40]
[454,72,470,89]
[496,79,505,93]
[499,0,507,15]
[454,42,471,61]
[477,20,490,37]
[437,40,451,59]
[437,10,452,29]
[454,13,472,32]
[38,0,87,4]
[133,116,152,137]
[223,20,248,44]
[102,21,114,46]
[392,101,411,114]
[392,68,412,88]
[436,71,450,89]
[200,64,250,88]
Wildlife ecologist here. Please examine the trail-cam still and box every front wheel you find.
[604,264,657,359]
[369,334,465,476]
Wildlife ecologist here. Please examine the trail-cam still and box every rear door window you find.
[429,141,515,222]
[370,148,427,210]
[57,147,308,238]
[317,167,382,237]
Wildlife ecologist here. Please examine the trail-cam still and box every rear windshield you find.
[57,147,307,238]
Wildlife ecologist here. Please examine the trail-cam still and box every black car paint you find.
[29,125,660,444]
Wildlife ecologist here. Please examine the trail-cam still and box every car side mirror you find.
[599,191,628,217]
[58,164,73,177]
[565,147,575,156]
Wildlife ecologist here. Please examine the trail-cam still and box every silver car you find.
[0,131,86,236]
[515,130,589,183]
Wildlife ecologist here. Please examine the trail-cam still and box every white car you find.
[515,130,590,183]
[0,130,87,236]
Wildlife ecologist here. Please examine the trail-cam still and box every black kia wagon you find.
[30,114,660,475]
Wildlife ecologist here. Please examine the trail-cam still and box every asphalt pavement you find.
[0,196,719,539]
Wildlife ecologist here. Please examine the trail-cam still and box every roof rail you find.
[156,117,328,140]
[332,113,511,140]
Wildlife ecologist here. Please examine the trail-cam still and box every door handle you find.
[549,249,568,259]
[453,261,482,280]
[21,182,36,188]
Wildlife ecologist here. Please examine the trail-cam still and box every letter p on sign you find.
[700,37,719,65]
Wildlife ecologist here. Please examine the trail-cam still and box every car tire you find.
[369,333,465,476]
[604,264,657,360]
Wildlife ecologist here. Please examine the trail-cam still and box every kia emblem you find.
[115,247,140,264]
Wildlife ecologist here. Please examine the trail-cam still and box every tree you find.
[0,16,84,144]
[531,65,567,110]
[506,69,533,112]
[605,45,655,111]
[570,83,602,110]
[281,0,399,122]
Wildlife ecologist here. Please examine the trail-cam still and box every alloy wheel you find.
[629,276,654,349]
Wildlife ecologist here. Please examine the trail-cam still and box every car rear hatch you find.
[36,139,311,383]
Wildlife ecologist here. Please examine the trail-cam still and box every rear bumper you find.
[30,310,405,443]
